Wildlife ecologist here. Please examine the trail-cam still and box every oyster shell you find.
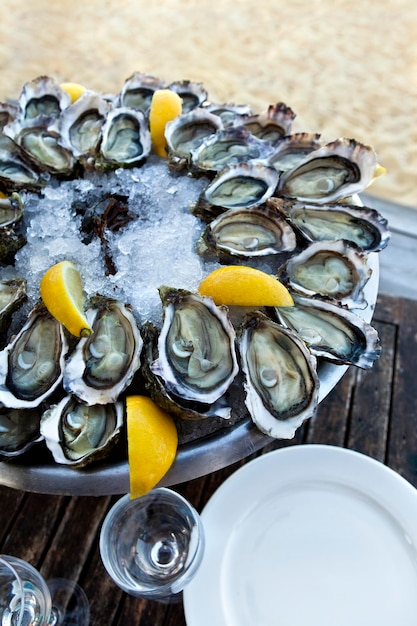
[241,102,296,144]
[119,72,166,112]
[268,197,391,252]
[274,295,380,367]
[277,138,383,203]
[277,240,372,309]
[149,287,239,405]
[167,80,208,113]
[0,406,42,458]
[99,107,151,167]
[0,303,69,408]
[0,278,26,335]
[203,102,252,126]
[191,126,274,172]
[268,132,322,171]
[0,102,19,129]
[238,311,319,439]
[0,192,23,228]
[63,296,143,405]
[18,75,71,120]
[197,205,297,259]
[0,195,26,265]
[196,162,279,211]
[59,90,112,160]
[40,395,124,467]
[164,109,223,163]
[0,135,41,189]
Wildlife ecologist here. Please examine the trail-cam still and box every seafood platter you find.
[0,74,390,494]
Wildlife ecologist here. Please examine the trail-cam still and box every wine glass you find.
[0,555,89,625]
[99,487,205,603]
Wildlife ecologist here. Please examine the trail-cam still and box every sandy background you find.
[0,0,416,208]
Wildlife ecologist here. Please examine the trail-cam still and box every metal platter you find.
[0,254,379,495]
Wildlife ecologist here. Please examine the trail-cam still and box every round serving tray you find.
[0,255,379,495]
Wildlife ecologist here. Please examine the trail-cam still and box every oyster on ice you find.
[63,296,143,405]
[274,295,380,368]
[277,138,384,203]
[0,278,26,335]
[277,240,372,309]
[197,205,297,259]
[164,109,223,165]
[0,303,69,408]
[268,197,391,252]
[238,311,319,439]
[119,72,166,112]
[167,80,208,113]
[149,287,239,405]
[99,106,151,167]
[40,395,124,467]
[241,102,296,144]
[17,75,72,120]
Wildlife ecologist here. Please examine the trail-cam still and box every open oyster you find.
[0,406,42,458]
[277,138,384,203]
[268,197,391,252]
[238,311,319,439]
[40,395,124,468]
[149,287,239,405]
[167,80,208,113]
[63,296,143,405]
[268,132,322,171]
[203,102,252,126]
[274,295,380,367]
[277,240,372,309]
[0,278,26,335]
[241,102,296,144]
[17,75,72,120]
[197,205,297,260]
[99,106,151,167]
[164,109,223,166]
[0,303,69,408]
[119,72,166,112]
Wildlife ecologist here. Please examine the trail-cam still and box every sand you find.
[1,0,416,208]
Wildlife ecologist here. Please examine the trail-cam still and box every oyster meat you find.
[41,395,124,467]
[0,303,69,408]
[63,296,143,405]
[238,311,319,439]
[275,295,380,367]
[0,406,42,458]
[150,287,239,405]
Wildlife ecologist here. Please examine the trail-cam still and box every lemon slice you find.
[149,89,182,157]
[39,260,92,337]
[199,265,294,307]
[126,395,178,499]
[60,82,87,103]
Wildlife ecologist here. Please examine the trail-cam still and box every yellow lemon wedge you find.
[60,82,87,103]
[199,265,294,307]
[39,260,93,337]
[126,395,178,499]
[149,89,182,157]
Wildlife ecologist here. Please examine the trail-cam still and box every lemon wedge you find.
[149,89,182,157]
[126,395,178,499]
[39,260,92,337]
[199,265,294,307]
[60,82,87,103]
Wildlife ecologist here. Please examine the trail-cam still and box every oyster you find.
[18,75,71,120]
[99,107,151,167]
[0,192,23,228]
[0,195,26,265]
[0,406,42,458]
[0,303,69,408]
[277,240,372,309]
[63,296,143,405]
[238,311,319,439]
[268,132,322,171]
[0,102,19,129]
[0,278,26,335]
[40,395,124,467]
[277,138,384,203]
[274,295,380,368]
[241,102,296,144]
[167,80,208,113]
[197,205,297,259]
[0,135,41,189]
[268,197,391,252]
[196,162,279,211]
[191,126,274,172]
[119,72,166,112]
[149,287,239,405]
[203,102,253,126]
[164,109,223,164]
[59,91,112,160]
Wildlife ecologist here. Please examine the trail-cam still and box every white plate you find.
[183,444,417,626]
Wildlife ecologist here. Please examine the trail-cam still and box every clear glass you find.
[99,488,205,603]
[0,555,89,625]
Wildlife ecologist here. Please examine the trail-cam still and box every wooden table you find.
[1,292,416,625]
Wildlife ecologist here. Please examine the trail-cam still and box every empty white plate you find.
[183,444,417,626]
